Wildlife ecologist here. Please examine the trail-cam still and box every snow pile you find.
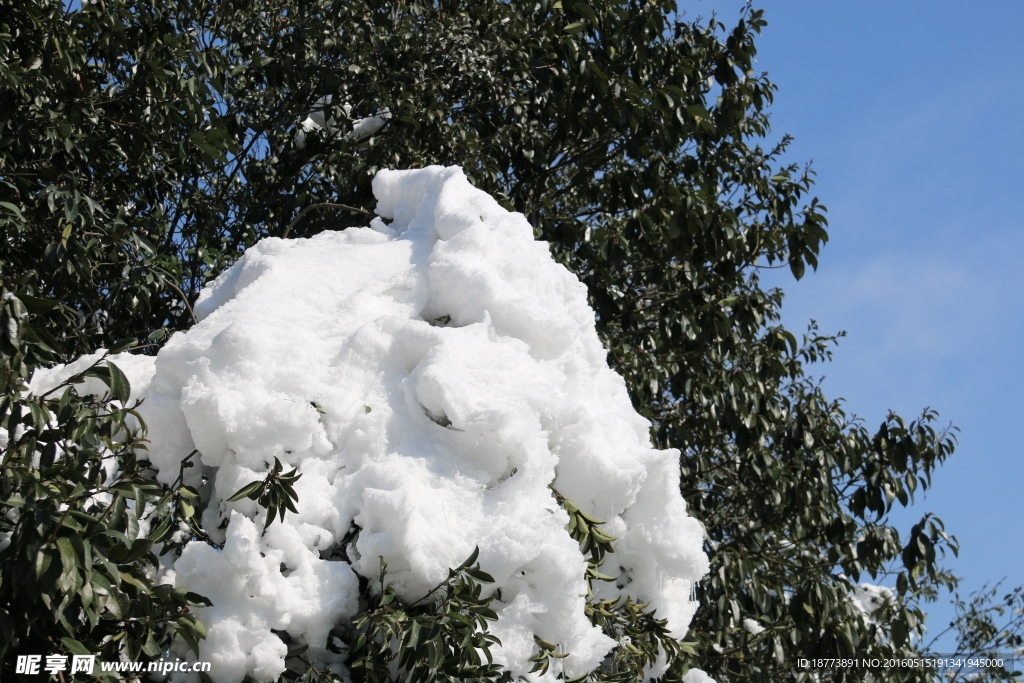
[33,166,709,682]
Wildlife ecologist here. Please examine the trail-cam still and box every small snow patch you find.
[742,618,764,636]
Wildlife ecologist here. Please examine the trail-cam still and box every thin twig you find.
[160,275,199,325]
[283,202,374,238]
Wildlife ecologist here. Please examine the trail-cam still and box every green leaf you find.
[190,615,208,639]
[227,480,262,502]
[427,639,444,669]
[186,592,213,607]
[35,548,54,579]
[61,637,93,656]
[108,338,138,354]
[286,643,308,658]
[121,538,155,564]
[0,201,24,221]
[575,3,597,23]
[466,567,495,584]
[106,360,131,403]
[263,501,278,530]
[686,104,710,119]
[17,294,58,314]
[56,537,79,575]
[177,624,201,656]
[457,546,480,570]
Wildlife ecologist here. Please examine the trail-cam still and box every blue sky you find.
[689,0,1024,652]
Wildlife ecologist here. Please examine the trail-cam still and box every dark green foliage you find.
[0,0,231,353]
[554,487,698,682]
[2,0,1021,681]
[227,456,302,531]
[342,550,503,683]
[925,583,1023,682]
[0,283,210,679]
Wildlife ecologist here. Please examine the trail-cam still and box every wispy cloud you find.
[806,249,1009,360]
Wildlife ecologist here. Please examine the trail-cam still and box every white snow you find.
[683,668,718,683]
[28,348,156,399]
[294,96,390,149]
[850,582,894,617]
[31,166,709,682]
[742,618,764,636]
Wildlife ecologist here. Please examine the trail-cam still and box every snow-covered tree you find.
[2,1,1020,681]
[23,165,712,681]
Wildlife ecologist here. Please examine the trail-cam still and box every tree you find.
[2,0,1019,681]
[0,289,213,676]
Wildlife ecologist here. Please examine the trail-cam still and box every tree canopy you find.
[2,0,1020,681]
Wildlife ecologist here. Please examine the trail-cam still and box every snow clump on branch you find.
[294,95,390,149]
